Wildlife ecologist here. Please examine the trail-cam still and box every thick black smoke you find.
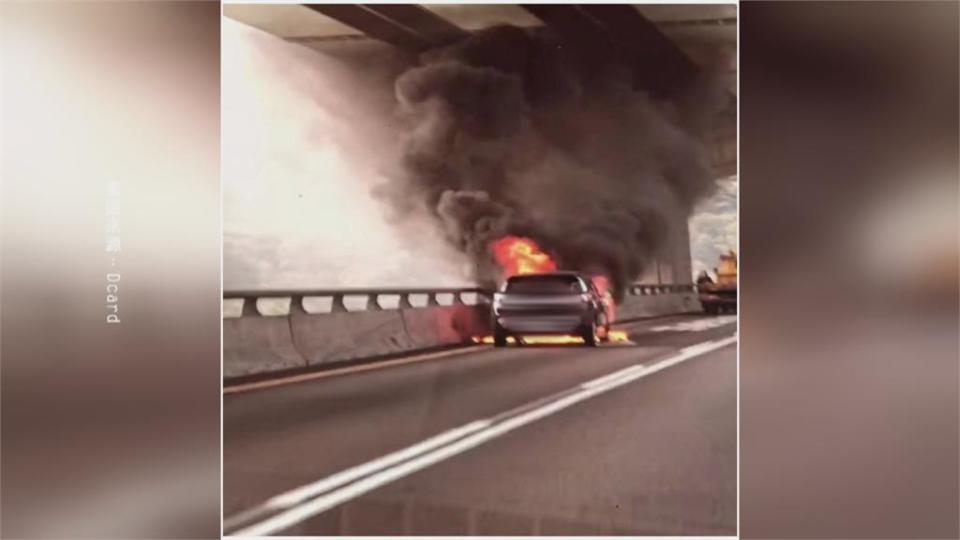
[378,25,723,299]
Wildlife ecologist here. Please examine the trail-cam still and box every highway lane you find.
[224,313,737,535]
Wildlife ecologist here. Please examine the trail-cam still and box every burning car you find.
[492,271,612,347]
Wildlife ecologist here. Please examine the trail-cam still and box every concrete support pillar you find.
[241,297,260,317]
[290,295,307,314]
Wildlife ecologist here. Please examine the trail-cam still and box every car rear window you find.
[505,275,585,294]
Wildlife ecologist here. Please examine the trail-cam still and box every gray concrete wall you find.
[223,302,490,378]
[223,288,699,379]
[616,291,699,321]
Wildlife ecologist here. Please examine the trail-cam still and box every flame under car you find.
[492,272,612,347]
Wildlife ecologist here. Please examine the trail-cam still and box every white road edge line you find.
[648,315,737,333]
[579,363,649,390]
[228,334,737,537]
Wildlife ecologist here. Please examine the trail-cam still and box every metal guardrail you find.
[224,284,696,317]
[626,283,698,296]
[224,287,491,316]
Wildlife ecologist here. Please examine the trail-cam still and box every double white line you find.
[226,335,737,537]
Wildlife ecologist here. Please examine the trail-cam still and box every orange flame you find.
[471,331,630,345]
[607,330,629,342]
[490,236,556,277]
[470,335,584,345]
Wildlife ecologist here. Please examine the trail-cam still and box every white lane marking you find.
[228,334,737,536]
[584,337,736,393]
[222,419,492,531]
[224,345,487,394]
[271,420,490,507]
[648,315,737,333]
[579,363,649,390]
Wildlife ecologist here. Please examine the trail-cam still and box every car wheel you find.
[597,314,610,342]
[493,324,508,347]
[582,320,599,347]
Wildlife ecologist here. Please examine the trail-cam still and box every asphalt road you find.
[224,313,737,536]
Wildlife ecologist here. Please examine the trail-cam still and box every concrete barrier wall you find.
[223,299,490,378]
[400,305,490,350]
[224,315,306,376]
[616,291,699,321]
[223,285,698,379]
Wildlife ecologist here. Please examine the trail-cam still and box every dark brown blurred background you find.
[1,1,221,538]
[740,2,958,538]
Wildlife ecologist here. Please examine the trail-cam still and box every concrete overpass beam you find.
[362,5,469,47]
[303,4,431,51]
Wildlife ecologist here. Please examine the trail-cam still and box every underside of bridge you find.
[224,4,735,163]
[223,3,736,285]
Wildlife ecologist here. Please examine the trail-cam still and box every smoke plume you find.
[378,24,723,299]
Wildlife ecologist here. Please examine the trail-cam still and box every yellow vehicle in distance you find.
[697,251,737,315]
